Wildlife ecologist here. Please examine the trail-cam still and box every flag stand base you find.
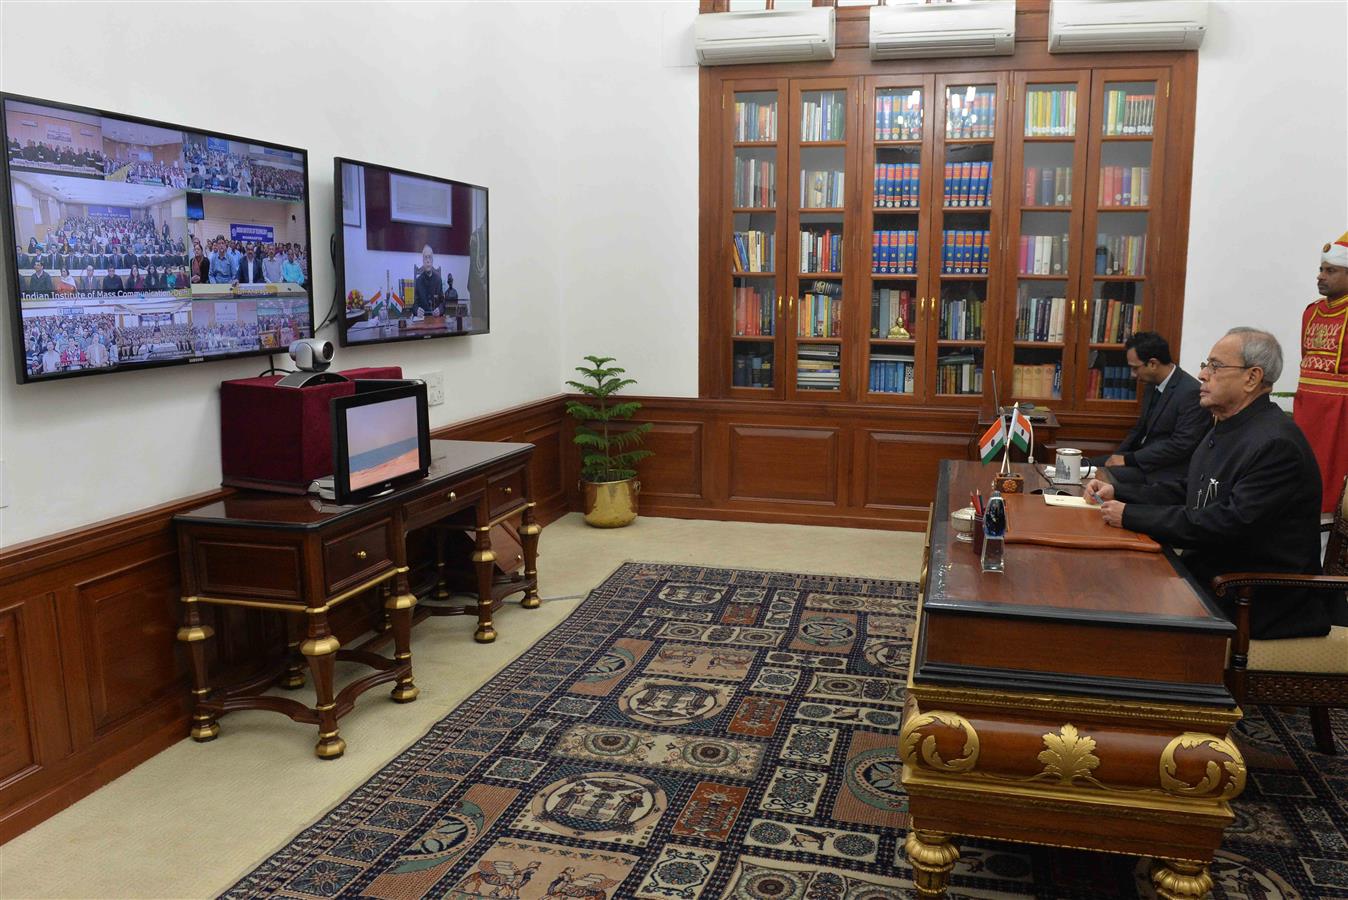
[993,472,1024,494]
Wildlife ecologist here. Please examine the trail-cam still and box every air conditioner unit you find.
[694,8,835,66]
[869,1,1015,60]
[1049,0,1208,53]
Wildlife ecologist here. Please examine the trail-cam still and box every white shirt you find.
[1155,365,1177,394]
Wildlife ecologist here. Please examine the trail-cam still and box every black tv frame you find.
[333,156,489,348]
[330,380,431,506]
[1,92,316,384]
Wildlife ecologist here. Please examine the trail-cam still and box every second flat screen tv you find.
[334,158,489,347]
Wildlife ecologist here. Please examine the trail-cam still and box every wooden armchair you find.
[1214,476,1348,754]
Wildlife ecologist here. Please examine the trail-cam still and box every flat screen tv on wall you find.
[334,157,489,347]
[2,93,315,383]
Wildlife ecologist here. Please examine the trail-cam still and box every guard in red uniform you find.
[1293,231,1348,512]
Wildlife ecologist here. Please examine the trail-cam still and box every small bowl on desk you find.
[951,506,978,542]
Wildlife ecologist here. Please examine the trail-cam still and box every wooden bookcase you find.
[708,58,1183,414]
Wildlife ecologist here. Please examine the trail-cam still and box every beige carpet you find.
[0,514,924,899]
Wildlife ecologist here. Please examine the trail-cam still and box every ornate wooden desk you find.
[173,440,540,759]
[902,461,1244,899]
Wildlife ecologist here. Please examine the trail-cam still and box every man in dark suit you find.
[26,260,54,295]
[236,245,266,285]
[1090,331,1207,485]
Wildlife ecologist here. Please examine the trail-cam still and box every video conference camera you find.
[277,339,348,388]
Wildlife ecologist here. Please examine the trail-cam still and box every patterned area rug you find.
[225,563,1348,899]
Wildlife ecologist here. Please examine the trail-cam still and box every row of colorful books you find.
[1099,166,1151,207]
[1024,88,1077,137]
[732,230,774,273]
[1015,294,1067,342]
[1023,166,1072,207]
[734,99,778,143]
[801,170,845,209]
[1019,233,1070,276]
[801,229,843,273]
[946,92,997,139]
[872,230,919,275]
[1091,298,1140,344]
[1088,365,1138,400]
[874,92,923,141]
[797,344,841,390]
[935,353,982,394]
[732,350,773,388]
[940,229,991,275]
[942,161,992,207]
[869,355,916,394]
[873,163,921,208]
[733,157,776,208]
[1012,362,1062,399]
[871,287,916,338]
[1095,235,1146,276]
[939,298,984,341]
[733,285,775,337]
[798,291,843,338]
[802,93,846,142]
[1103,90,1155,136]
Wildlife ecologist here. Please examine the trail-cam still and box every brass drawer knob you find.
[355,549,368,560]
[448,491,457,501]
[503,486,513,495]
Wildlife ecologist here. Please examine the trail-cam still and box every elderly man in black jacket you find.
[1090,331,1207,485]
[1088,327,1345,639]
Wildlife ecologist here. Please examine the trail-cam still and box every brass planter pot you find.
[582,478,640,528]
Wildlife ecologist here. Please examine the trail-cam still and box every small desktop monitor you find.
[331,382,431,505]
[334,157,488,347]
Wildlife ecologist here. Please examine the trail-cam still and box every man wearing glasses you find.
[1088,331,1206,485]
[1086,327,1342,639]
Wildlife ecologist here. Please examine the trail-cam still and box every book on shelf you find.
[875,92,923,141]
[939,296,984,341]
[1012,361,1063,399]
[869,351,916,393]
[800,228,843,273]
[871,229,918,275]
[801,169,845,208]
[940,229,990,275]
[946,91,996,139]
[797,344,841,391]
[1015,294,1066,341]
[942,161,991,207]
[1098,165,1150,206]
[798,291,843,338]
[1093,234,1146,276]
[734,156,776,208]
[935,352,982,394]
[733,284,775,337]
[873,162,920,208]
[734,99,777,143]
[1023,165,1072,206]
[733,230,775,273]
[1103,90,1155,136]
[1090,298,1141,343]
[1088,364,1138,400]
[1025,87,1077,137]
[733,350,774,388]
[1018,233,1070,276]
[871,287,916,337]
[802,93,846,142]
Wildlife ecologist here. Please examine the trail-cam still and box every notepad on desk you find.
[1043,494,1093,509]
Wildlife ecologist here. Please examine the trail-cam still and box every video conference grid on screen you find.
[4,96,314,382]
[338,159,488,347]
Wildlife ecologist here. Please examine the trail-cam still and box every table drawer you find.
[488,466,527,518]
[403,477,483,530]
[323,519,395,594]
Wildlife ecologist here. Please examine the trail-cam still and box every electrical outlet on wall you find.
[421,372,445,407]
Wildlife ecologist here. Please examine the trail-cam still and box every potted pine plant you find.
[566,355,653,527]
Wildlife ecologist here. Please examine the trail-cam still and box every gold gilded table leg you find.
[301,614,345,759]
[177,602,219,741]
[1152,860,1213,900]
[387,584,419,703]
[280,615,306,689]
[519,501,542,610]
[905,830,959,899]
[472,524,497,643]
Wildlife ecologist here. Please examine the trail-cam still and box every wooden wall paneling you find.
[728,424,841,505]
[0,590,68,789]
[636,421,707,501]
[856,430,971,511]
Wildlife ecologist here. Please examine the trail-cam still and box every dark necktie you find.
[1142,386,1162,440]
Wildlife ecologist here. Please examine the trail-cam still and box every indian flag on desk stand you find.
[1009,405,1033,455]
[978,416,1007,463]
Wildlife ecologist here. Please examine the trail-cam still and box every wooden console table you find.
[173,440,540,759]
[902,461,1243,899]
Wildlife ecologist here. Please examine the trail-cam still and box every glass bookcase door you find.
[1078,71,1168,408]
[929,74,1007,404]
[863,76,933,402]
[788,79,854,400]
[1004,72,1090,405]
[728,84,785,397]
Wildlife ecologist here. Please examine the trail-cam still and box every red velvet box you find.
[220,366,403,493]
